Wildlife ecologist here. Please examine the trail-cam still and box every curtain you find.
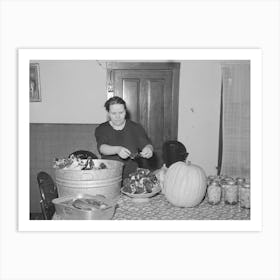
[220,62,250,180]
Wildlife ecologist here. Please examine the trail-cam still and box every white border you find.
[18,48,262,232]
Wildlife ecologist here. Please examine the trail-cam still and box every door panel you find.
[122,79,140,122]
[146,79,165,168]
[146,79,164,148]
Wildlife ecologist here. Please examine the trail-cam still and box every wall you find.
[30,123,100,213]
[29,60,222,169]
[178,61,221,175]
[30,60,107,123]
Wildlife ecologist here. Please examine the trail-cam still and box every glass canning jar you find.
[235,177,246,186]
[220,177,233,202]
[223,180,239,205]
[207,181,222,205]
[239,182,250,209]
[207,175,216,185]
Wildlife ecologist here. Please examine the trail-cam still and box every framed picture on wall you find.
[30,63,41,102]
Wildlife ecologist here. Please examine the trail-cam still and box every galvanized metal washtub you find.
[54,159,124,199]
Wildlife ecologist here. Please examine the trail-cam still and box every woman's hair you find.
[104,96,127,112]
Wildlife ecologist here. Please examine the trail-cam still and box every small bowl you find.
[121,184,161,202]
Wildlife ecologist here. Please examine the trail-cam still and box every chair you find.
[37,171,58,220]
[68,150,98,159]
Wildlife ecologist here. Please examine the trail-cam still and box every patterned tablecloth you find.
[53,193,250,220]
[113,193,250,220]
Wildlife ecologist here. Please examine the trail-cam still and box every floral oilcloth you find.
[113,194,250,220]
[53,193,250,220]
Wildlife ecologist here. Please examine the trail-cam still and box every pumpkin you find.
[164,161,207,207]
[153,164,168,193]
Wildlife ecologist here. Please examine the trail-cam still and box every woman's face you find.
[108,103,126,126]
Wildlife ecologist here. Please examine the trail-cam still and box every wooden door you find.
[108,63,180,170]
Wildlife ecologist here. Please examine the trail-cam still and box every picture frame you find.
[29,62,41,102]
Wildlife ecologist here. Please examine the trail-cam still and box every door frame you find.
[106,62,180,70]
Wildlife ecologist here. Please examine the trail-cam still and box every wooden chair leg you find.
[40,200,48,220]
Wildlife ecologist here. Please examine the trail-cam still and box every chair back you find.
[69,150,98,159]
[37,171,58,219]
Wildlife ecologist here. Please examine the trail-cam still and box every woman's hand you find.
[117,146,131,159]
[140,144,153,159]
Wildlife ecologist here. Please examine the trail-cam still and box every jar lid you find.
[236,177,245,182]
[227,180,236,185]
[210,181,220,186]
[225,177,234,181]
